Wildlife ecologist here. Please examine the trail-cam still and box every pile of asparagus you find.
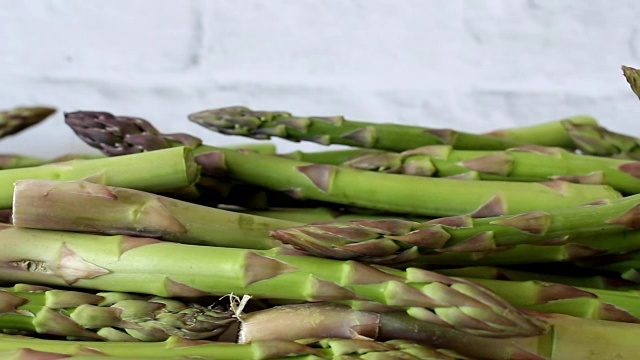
[0,66,640,359]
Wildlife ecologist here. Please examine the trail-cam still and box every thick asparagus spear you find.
[0,146,198,209]
[0,225,546,338]
[12,179,295,249]
[269,194,640,262]
[65,111,621,218]
[238,302,640,360]
[0,333,463,360]
[0,283,234,341]
[0,106,56,139]
[188,106,529,152]
[483,116,599,149]
[338,145,640,195]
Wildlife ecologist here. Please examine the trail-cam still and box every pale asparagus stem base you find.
[12,179,296,249]
[188,106,530,152]
[269,194,640,263]
[238,302,640,360]
[0,225,546,338]
[0,283,235,341]
[0,147,199,209]
[339,145,640,195]
[0,333,463,360]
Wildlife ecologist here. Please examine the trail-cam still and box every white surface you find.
[1,0,640,157]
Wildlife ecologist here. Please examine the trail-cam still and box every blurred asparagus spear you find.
[0,106,56,139]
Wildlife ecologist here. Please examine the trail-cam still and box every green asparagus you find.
[65,111,621,218]
[269,194,640,262]
[238,302,640,360]
[0,106,56,139]
[0,225,546,338]
[622,65,640,101]
[337,145,640,195]
[0,333,465,360]
[0,146,199,209]
[0,283,234,341]
[188,106,530,152]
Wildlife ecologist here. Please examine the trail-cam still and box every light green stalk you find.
[0,225,546,338]
[238,302,640,360]
[269,194,640,262]
[337,145,640,195]
[0,283,234,341]
[483,115,599,149]
[434,266,640,291]
[188,106,530,152]
[0,146,198,209]
[0,333,462,360]
[11,179,298,249]
[0,106,56,139]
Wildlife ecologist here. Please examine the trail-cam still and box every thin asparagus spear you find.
[0,146,198,209]
[0,333,464,360]
[483,115,599,149]
[434,266,640,291]
[188,106,530,152]
[238,302,640,360]
[12,179,295,249]
[0,106,56,139]
[622,65,640,101]
[0,225,546,338]
[268,194,640,262]
[338,145,640,195]
[65,111,621,218]
[0,283,234,341]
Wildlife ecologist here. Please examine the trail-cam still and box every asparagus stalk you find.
[12,179,296,249]
[65,111,621,218]
[434,266,640,291]
[0,225,546,338]
[0,146,198,209]
[0,106,56,139]
[0,283,235,341]
[238,302,640,360]
[483,116,599,149]
[338,145,640,195]
[187,106,530,152]
[0,333,464,360]
[268,194,640,262]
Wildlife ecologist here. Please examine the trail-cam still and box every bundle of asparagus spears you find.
[0,66,640,359]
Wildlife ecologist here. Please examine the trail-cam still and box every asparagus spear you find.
[483,116,599,149]
[0,283,235,341]
[0,146,198,209]
[0,225,546,338]
[622,65,640,101]
[12,179,296,249]
[0,333,465,360]
[337,145,640,195]
[238,302,640,360]
[187,106,530,152]
[65,111,621,218]
[268,194,640,262]
[0,106,56,139]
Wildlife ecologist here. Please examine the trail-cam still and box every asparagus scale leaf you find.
[0,225,546,338]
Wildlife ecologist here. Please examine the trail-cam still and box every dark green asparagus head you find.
[65,111,201,156]
[623,65,640,101]
[0,106,56,138]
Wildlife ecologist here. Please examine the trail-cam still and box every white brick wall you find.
[1,0,640,157]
